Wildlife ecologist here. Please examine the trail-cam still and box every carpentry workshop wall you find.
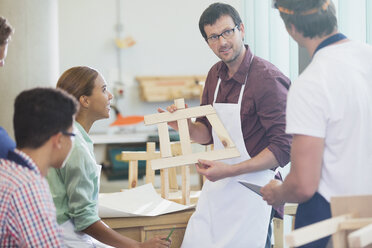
[58,0,243,132]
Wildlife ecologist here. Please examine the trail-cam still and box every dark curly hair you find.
[14,87,79,149]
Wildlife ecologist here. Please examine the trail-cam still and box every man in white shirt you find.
[261,0,372,247]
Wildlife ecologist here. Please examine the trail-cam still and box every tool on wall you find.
[113,0,136,100]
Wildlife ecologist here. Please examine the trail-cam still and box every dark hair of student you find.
[14,87,79,149]
[275,0,337,38]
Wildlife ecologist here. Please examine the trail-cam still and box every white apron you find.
[60,134,111,248]
[182,62,275,248]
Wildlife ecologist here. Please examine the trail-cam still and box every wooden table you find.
[102,209,195,247]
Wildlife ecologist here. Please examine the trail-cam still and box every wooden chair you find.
[273,203,298,248]
[285,195,372,248]
[121,141,200,205]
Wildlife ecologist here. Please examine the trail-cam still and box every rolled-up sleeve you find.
[256,75,292,167]
[60,145,100,231]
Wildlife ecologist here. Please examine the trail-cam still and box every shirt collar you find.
[8,148,39,173]
[74,121,93,145]
[218,44,254,85]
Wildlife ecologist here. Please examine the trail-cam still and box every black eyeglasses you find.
[62,131,76,137]
[207,25,239,44]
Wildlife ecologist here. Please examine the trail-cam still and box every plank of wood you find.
[102,209,195,229]
[273,218,284,248]
[146,142,157,184]
[171,142,183,156]
[348,223,372,248]
[151,148,240,170]
[157,122,172,158]
[181,166,190,205]
[331,195,372,218]
[175,98,192,205]
[144,105,215,125]
[128,160,138,189]
[161,169,169,199]
[284,203,298,216]
[206,113,234,148]
[339,218,372,230]
[168,168,178,190]
[285,214,352,247]
[121,151,160,161]
[157,122,172,199]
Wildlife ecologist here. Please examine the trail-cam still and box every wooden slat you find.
[157,123,172,158]
[284,203,298,216]
[151,148,240,170]
[161,169,169,199]
[285,214,352,247]
[331,195,372,248]
[121,151,160,161]
[348,223,372,247]
[175,98,191,205]
[206,113,234,148]
[168,168,178,190]
[339,218,372,230]
[146,142,157,184]
[144,105,215,125]
[331,195,372,218]
[181,166,190,205]
[128,160,138,189]
[157,123,172,199]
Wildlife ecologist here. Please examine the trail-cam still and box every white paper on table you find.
[98,183,195,218]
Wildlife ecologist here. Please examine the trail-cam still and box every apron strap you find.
[213,55,254,104]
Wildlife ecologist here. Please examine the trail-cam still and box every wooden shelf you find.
[136,75,206,102]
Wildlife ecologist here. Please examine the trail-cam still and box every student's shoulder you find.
[0,159,43,194]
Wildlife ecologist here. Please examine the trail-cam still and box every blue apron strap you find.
[294,192,331,248]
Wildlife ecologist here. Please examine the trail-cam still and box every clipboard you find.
[238,180,262,196]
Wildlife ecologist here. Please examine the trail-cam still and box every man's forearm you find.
[230,148,279,176]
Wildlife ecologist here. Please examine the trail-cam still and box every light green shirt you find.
[47,121,100,231]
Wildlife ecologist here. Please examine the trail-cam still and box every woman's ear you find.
[79,95,90,108]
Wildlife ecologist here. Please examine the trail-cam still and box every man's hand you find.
[261,179,284,208]
[195,159,233,182]
[157,104,190,131]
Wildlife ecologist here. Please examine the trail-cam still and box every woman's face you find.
[87,73,113,120]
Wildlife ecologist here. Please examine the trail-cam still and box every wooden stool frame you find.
[285,195,372,248]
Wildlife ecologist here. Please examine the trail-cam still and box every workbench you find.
[102,209,195,248]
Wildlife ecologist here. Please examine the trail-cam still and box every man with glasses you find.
[261,1,372,247]
[162,3,291,247]
[0,16,16,159]
[0,87,79,247]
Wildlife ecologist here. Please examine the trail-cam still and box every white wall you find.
[0,0,59,138]
[58,0,243,132]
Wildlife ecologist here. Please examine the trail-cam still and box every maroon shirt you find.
[196,45,292,167]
